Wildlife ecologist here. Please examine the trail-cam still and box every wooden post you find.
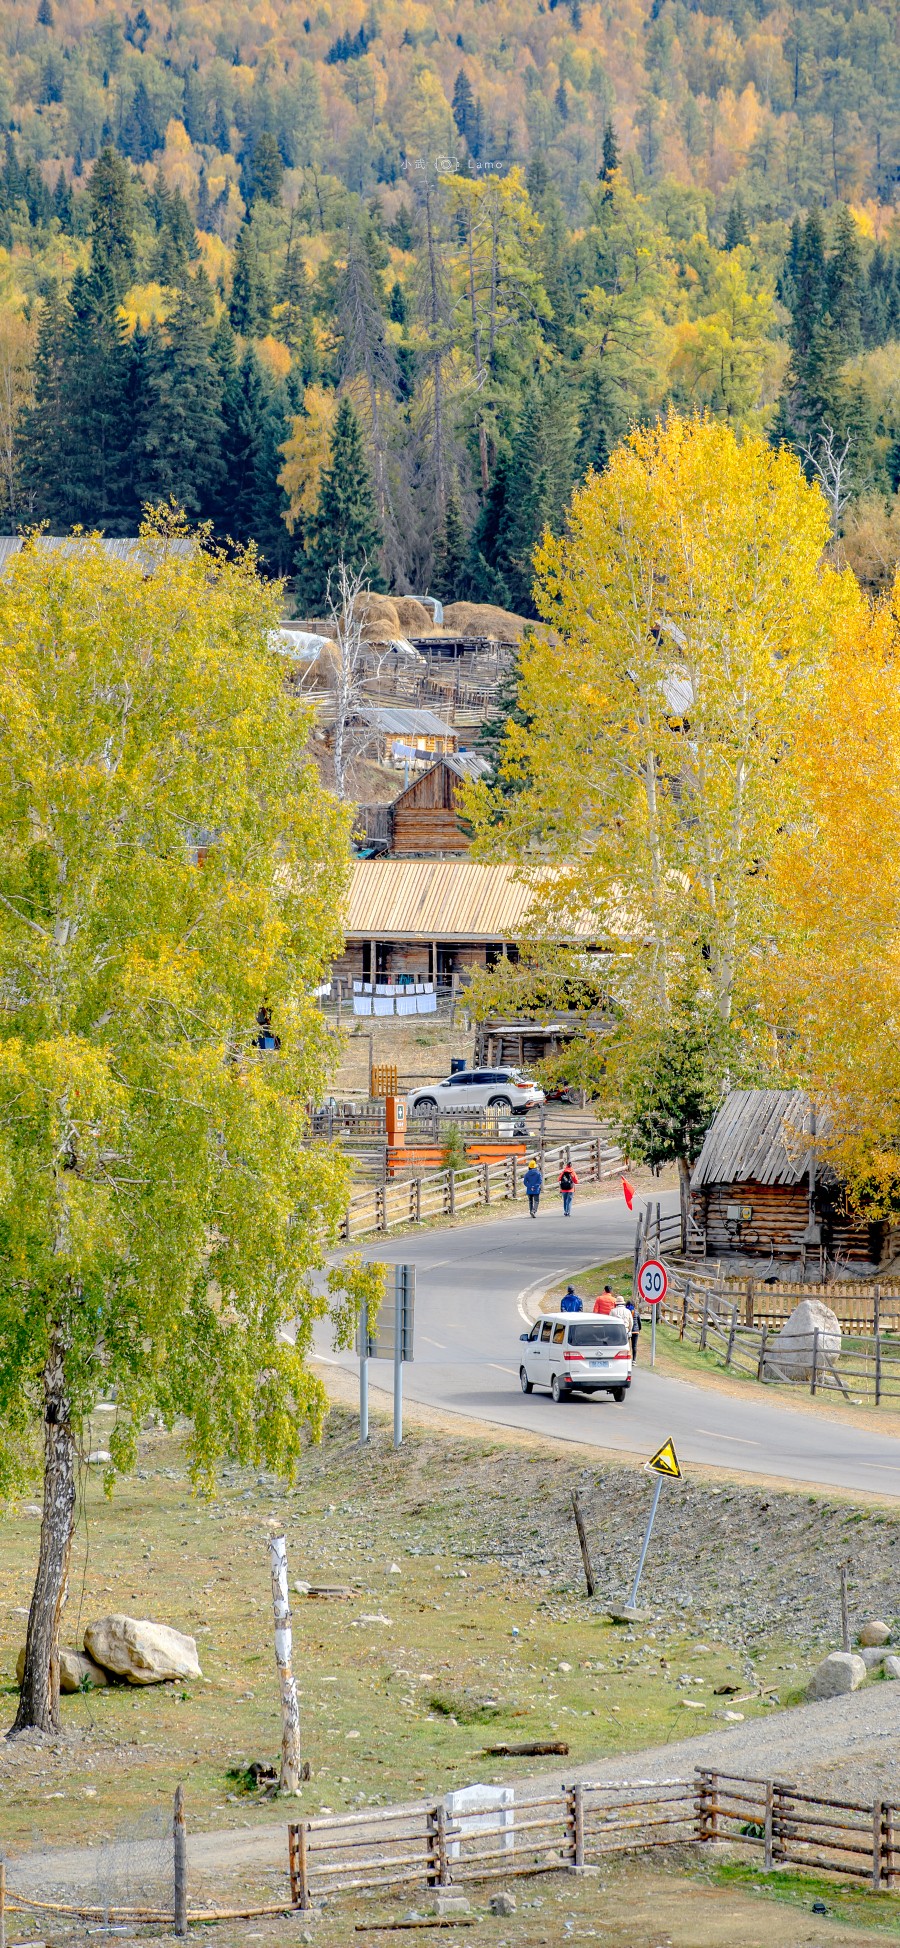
[874,1801,885,1891]
[810,1327,820,1395]
[744,1276,753,1327]
[571,1491,596,1597]
[840,1562,851,1654]
[268,1534,304,1793]
[885,1804,896,1890]
[511,1154,518,1200]
[434,1802,451,1886]
[173,1783,187,1936]
[700,1289,709,1351]
[569,1782,585,1868]
[696,1770,719,1843]
[725,1303,737,1368]
[0,1859,6,1948]
[448,1168,456,1216]
[756,1323,768,1383]
[483,1159,490,1205]
[875,1289,882,1404]
[764,1780,774,1872]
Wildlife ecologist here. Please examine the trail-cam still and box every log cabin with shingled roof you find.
[688,1089,895,1273]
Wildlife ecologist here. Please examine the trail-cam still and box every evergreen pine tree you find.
[600,118,620,181]
[452,70,474,141]
[824,204,863,356]
[52,168,73,231]
[143,271,225,517]
[466,454,514,610]
[88,147,136,297]
[151,185,199,284]
[250,132,284,205]
[124,321,166,514]
[222,346,292,569]
[433,487,469,602]
[296,396,384,605]
[723,191,749,249]
[229,223,271,335]
[21,287,70,525]
[492,372,579,613]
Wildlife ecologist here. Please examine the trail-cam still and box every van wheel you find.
[415,1096,437,1110]
[488,1095,512,1110]
[550,1374,566,1403]
[519,1366,533,1394]
[613,1386,626,1403]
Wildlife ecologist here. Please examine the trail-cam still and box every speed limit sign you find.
[637,1259,668,1306]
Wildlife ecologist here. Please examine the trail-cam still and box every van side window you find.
[552,1322,565,1344]
[529,1323,541,1340]
[540,1321,552,1342]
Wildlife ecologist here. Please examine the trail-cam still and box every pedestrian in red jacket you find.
[558,1162,578,1216]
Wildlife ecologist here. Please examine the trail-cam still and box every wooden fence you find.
[341,1136,623,1239]
[657,1279,900,1406]
[287,1769,900,1909]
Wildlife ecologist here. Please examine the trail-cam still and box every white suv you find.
[519,1314,632,1402]
[407,1068,545,1115]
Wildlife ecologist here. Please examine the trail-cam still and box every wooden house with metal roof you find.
[689,1089,885,1270]
[388,752,488,855]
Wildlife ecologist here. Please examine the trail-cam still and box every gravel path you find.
[9,1687,900,1898]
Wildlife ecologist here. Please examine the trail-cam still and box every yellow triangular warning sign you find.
[647,1437,681,1480]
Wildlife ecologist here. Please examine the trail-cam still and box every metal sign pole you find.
[628,1475,663,1611]
[359,1298,369,1446]
[651,1307,657,1368]
[393,1272,403,1449]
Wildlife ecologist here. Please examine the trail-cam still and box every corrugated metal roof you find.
[0,535,194,575]
[360,705,456,737]
[346,859,541,941]
[690,1089,827,1189]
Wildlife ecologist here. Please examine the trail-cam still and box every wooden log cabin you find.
[390,752,488,856]
[689,1088,890,1271]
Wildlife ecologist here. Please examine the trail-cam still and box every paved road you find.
[316,1190,900,1498]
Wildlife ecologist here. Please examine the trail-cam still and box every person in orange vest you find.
[592,1284,616,1315]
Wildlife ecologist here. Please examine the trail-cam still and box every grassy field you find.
[0,1406,811,1861]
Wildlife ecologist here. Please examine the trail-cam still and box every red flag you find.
[621,1178,635,1210]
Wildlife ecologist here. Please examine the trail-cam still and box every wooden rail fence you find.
[287,1769,900,1909]
[341,1136,623,1240]
[654,1275,900,1406]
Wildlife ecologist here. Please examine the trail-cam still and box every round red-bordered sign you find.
[637,1259,668,1306]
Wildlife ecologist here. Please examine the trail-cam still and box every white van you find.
[519,1313,632,1403]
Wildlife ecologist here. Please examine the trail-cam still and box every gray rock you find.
[884,1657,900,1681]
[432,1893,471,1916]
[770,1300,841,1381]
[860,1647,887,1670]
[16,1646,107,1692]
[84,1614,201,1685]
[806,1652,867,1700]
[859,1619,891,1647]
[489,1891,517,1915]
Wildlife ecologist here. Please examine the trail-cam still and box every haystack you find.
[442,601,531,640]
[358,592,402,639]
[393,595,435,634]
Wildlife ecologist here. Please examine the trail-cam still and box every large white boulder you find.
[16,1646,107,1692]
[84,1615,201,1686]
[806,1651,866,1700]
[770,1299,841,1380]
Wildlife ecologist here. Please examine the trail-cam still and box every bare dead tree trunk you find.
[422,185,447,517]
[464,214,490,496]
[10,1328,77,1735]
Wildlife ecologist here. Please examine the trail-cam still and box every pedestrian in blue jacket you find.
[560,1285,583,1312]
[523,1158,543,1218]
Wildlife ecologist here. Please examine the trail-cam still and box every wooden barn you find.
[390,752,488,856]
[689,1089,890,1271]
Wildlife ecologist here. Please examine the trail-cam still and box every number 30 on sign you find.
[637,1259,668,1306]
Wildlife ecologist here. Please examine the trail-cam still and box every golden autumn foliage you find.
[768,577,900,1214]
[468,417,857,1035]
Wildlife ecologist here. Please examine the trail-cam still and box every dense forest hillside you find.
[0,0,897,599]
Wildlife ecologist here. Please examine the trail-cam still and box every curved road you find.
[315,1190,900,1498]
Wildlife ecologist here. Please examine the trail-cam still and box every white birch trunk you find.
[268,1533,304,1794]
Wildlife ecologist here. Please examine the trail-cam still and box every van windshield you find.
[567,1322,629,1348]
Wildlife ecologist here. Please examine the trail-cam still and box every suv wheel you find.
[550,1373,566,1403]
[487,1095,512,1110]
[612,1386,626,1403]
[415,1096,437,1110]
[519,1365,532,1394]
